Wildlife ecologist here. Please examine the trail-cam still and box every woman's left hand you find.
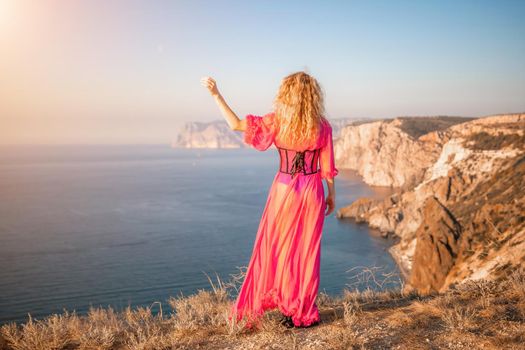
[325,193,335,216]
[200,76,220,97]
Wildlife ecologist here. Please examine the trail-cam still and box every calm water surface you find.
[0,145,399,324]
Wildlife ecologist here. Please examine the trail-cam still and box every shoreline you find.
[340,171,408,284]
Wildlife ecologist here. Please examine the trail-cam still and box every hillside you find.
[1,268,524,349]
[336,113,525,295]
[333,116,477,188]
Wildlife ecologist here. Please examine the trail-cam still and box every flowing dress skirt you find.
[228,169,326,329]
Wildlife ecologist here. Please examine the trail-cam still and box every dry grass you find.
[1,266,525,350]
[397,116,475,139]
[464,130,525,151]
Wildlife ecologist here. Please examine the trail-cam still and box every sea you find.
[0,145,400,324]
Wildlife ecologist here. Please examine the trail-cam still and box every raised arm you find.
[200,76,246,131]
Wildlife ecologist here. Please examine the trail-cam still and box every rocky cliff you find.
[333,116,476,188]
[172,120,245,148]
[337,113,525,295]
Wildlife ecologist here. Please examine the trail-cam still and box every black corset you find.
[277,147,320,177]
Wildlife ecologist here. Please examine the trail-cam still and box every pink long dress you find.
[228,112,339,329]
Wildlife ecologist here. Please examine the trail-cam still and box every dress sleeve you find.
[319,121,339,179]
[243,112,276,151]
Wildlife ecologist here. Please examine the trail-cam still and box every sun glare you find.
[0,0,13,30]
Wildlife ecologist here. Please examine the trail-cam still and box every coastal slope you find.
[336,113,525,295]
[333,116,475,188]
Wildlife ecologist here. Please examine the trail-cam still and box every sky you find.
[1,0,524,144]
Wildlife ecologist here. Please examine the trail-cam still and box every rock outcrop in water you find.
[336,113,525,295]
[172,120,245,148]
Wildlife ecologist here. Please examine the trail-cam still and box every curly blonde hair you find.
[273,71,327,146]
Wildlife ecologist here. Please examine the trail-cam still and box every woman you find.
[200,71,338,329]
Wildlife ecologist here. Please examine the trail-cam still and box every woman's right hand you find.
[200,76,220,97]
[325,193,335,216]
